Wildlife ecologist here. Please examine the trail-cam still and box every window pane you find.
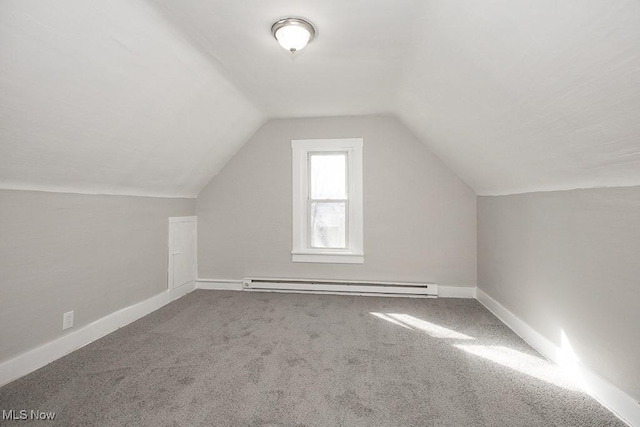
[310,153,347,199]
[310,202,346,248]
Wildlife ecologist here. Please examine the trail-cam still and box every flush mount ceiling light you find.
[271,17,316,53]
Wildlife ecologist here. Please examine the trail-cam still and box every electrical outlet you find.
[62,311,74,330]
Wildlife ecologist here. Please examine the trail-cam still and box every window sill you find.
[291,252,364,264]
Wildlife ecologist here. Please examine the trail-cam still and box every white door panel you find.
[169,217,196,290]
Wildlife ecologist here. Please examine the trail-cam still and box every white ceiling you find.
[2,0,640,196]
[148,0,424,118]
[0,0,263,198]
[396,0,640,195]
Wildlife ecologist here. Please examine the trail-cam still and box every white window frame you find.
[292,138,364,264]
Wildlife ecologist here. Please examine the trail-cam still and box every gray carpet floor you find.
[0,290,626,426]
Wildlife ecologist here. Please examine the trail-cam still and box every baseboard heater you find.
[242,278,438,297]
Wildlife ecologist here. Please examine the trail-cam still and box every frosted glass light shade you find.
[271,18,315,53]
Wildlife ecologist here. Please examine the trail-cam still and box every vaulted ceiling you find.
[2,0,640,197]
[0,0,263,198]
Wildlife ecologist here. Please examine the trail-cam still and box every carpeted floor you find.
[0,290,626,426]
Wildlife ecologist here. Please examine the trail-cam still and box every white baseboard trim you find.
[476,288,559,360]
[196,279,243,291]
[438,286,477,298]
[170,280,197,300]
[477,288,639,427]
[0,283,196,388]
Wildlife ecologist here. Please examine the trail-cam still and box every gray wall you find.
[478,186,640,402]
[197,116,477,286]
[0,189,195,363]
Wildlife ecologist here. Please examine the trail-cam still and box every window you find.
[292,138,363,263]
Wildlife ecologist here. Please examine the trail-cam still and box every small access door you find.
[168,216,197,296]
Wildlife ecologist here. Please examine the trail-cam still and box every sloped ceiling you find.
[148,0,424,118]
[2,0,640,196]
[396,0,640,195]
[0,0,263,198]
